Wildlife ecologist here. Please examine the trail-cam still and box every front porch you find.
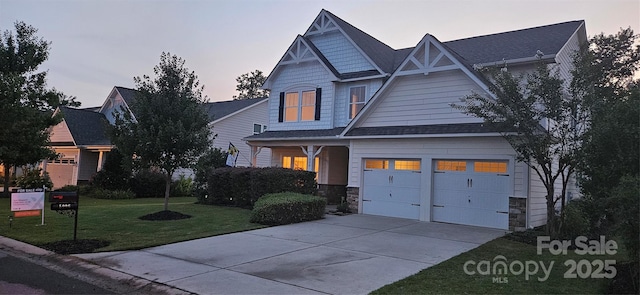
[247,133,349,204]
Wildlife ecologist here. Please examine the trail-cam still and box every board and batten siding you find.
[212,101,271,168]
[357,70,486,128]
[333,79,383,127]
[50,120,74,143]
[348,137,527,222]
[268,61,334,131]
[307,31,375,74]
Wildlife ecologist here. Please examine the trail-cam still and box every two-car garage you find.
[361,158,511,229]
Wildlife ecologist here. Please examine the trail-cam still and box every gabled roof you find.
[263,35,340,89]
[320,10,397,74]
[444,20,585,65]
[245,127,345,141]
[58,106,111,146]
[344,123,500,137]
[114,86,138,106]
[204,98,267,122]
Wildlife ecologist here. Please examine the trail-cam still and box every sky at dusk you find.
[1,0,638,107]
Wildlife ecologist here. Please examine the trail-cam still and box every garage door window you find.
[474,161,507,173]
[395,160,420,171]
[435,160,466,171]
[365,160,389,170]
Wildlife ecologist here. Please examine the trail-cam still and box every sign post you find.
[49,191,79,241]
[11,188,45,226]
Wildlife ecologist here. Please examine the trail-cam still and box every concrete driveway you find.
[75,214,506,294]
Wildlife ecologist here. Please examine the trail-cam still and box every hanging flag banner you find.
[226,142,239,167]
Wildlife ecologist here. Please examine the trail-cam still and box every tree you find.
[574,29,639,279]
[110,52,211,211]
[455,60,588,236]
[0,21,78,196]
[233,69,269,99]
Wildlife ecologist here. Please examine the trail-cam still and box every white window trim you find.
[348,85,367,120]
[283,84,317,123]
[253,123,267,135]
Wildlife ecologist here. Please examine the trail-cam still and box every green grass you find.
[0,196,265,252]
[372,237,628,294]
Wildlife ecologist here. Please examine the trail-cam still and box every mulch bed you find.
[40,239,110,254]
[138,210,192,221]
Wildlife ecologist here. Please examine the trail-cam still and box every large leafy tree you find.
[233,69,269,99]
[0,21,78,196]
[110,52,211,211]
[455,60,587,236]
[574,29,639,272]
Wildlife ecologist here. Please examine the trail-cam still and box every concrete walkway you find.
[75,214,506,294]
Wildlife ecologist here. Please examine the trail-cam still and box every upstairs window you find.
[253,123,267,135]
[301,90,316,121]
[279,88,322,122]
[284,92,299,122]
[349,86,366,119]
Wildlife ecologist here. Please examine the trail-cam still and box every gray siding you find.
[358,70,486,128]
[268,61,334,131]
[334,79,383,127]
[308,31,375,73]
[212,101,271,168]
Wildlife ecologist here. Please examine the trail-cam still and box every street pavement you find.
[0,249,113,294]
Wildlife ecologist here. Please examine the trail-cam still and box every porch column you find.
[251,146,263,167]
[300,145,324,172]
[97,151,105,172]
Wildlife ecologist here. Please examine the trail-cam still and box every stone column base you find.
[509,197,527,231]
[346,187,359,213]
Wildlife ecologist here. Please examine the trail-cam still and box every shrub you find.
[129,169,166,198]
[90,188,135,199]
[204,167,317,207]
[89,149,130,190]
[193,147,227,188]
[249,192,326,225]
[16,167,53,189]
[558,199,591,240]
[54,185,79,192]
[170,175,193,197]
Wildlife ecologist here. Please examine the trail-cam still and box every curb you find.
[0,236,194,295]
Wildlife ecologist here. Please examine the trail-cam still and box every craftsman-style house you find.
[245,10,586,230]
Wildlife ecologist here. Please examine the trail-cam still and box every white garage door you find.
[362,159,421,219]
[432,160,510,229]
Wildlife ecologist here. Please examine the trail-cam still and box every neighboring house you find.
[245,9,586,230]
[46,86,270,188]
[203,98,271,168]
[46,106,112,188]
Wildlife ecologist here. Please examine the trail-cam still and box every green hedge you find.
[203,167,317,207]
[249,192,326,225]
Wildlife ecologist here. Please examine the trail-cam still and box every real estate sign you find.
[11,189,45,223]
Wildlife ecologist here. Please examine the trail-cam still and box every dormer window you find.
[349,86,366,119]
[279,88,322,122]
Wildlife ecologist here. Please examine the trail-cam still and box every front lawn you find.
[0,196,265,252]
[372,236,630,294]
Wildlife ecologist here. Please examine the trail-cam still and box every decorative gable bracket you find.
[396,35,459,76]
[281,37,317,65]
[306,11,339,36]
